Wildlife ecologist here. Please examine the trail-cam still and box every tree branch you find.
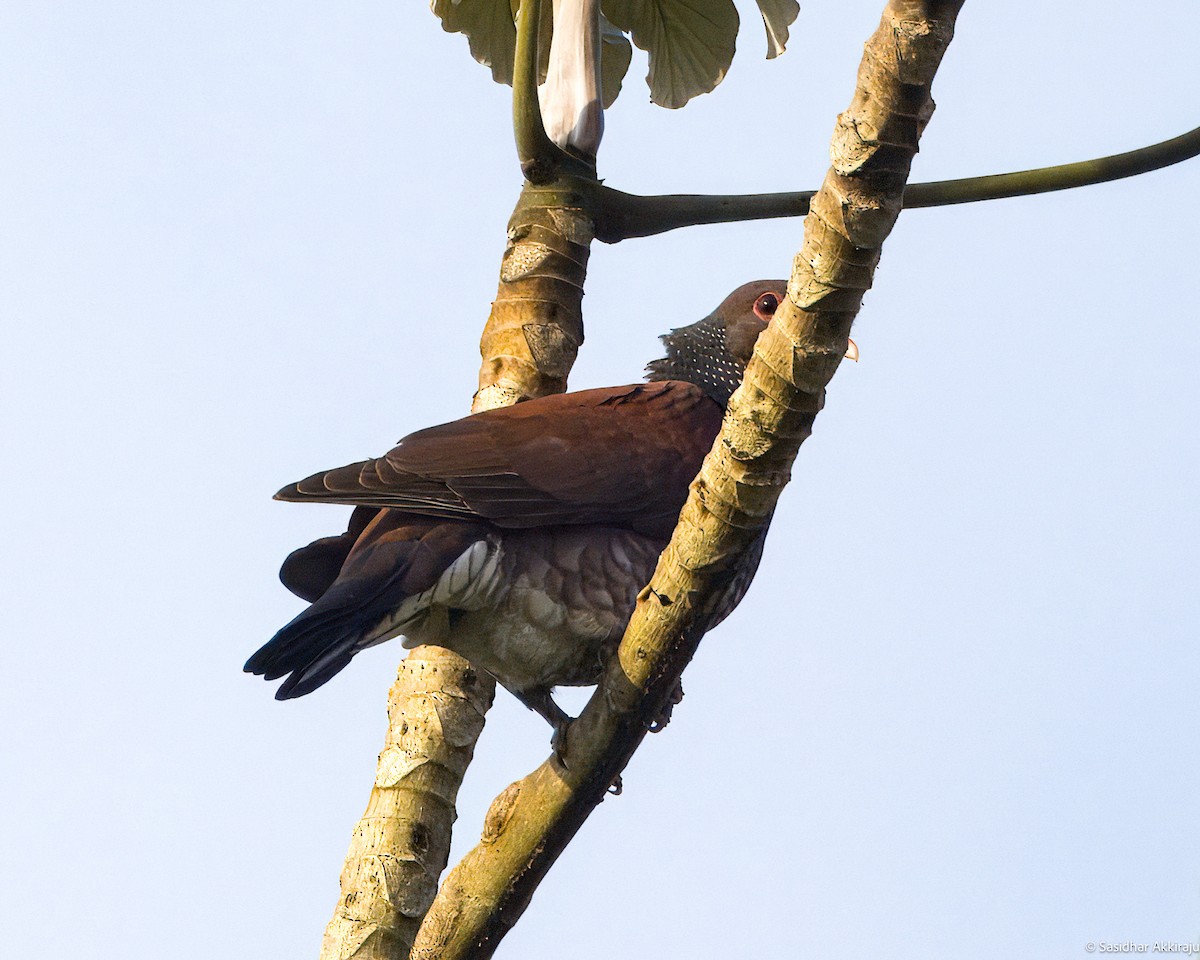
[471,182,594,411]
[902,121,1200,207]
[319,648,494,960]
[409,2,966,957]
[319,188,596,960]
[573,121,1200,241]
[318,8,603,953]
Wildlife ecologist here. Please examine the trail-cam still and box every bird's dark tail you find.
[244,580,393,699]
[247,515,491,699]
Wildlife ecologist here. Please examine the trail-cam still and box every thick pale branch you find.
[320,187,595,960]
[410,2,965,958]
[321,4,609,957]
[472,182,594,411]
[320,40,601,960]
[319,648,495,960]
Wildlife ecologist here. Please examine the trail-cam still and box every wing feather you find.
[275,381,723,538]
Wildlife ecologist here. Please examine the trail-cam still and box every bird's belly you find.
[398,526,663,694]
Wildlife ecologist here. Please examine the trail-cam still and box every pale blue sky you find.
[3,2,1198,958]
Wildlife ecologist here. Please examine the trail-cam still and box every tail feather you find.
[274,650,354,699]
[248,515,491,699]
[246,566,406,696]
[245,600,359,682]
[278,506,378,602]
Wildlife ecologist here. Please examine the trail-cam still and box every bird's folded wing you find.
[275,381,723,539]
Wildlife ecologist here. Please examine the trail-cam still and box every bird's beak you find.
[843,337,859,362]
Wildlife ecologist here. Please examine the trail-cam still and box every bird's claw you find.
[550,721,623,795]
[647,679,685,733]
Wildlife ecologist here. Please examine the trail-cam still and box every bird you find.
[246,280,842,738]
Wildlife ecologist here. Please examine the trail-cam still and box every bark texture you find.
[318,648,494,960]
[409,2,965,958]
[318,175,596,960]
[473,182,593,412]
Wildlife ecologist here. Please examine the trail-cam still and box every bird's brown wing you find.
[275,381,723,540]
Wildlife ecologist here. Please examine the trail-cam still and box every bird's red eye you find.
[753,292,780,320]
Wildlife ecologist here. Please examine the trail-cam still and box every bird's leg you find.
[647,679,685,733]
[515,687,623,794]
[514,687,574,764]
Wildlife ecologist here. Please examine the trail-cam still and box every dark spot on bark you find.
[410,822,431,857]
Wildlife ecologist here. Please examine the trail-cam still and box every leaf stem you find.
[575,122,1200,241]
[513,0,595,183]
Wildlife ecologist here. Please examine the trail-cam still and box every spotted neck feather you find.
[644,314,745,407]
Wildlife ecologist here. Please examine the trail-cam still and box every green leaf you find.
[755,0,799,59]
[430,0,517,85]
[431,1,631,108]
[599,15,632,108]
[431,0,797,110]
[601,0,739,109]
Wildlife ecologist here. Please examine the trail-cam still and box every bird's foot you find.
[513,686,575,766]
[647,679,685,733]
[550,719,624,795]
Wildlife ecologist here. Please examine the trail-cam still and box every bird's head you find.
[645,280,859,406]
[645,280,789,406]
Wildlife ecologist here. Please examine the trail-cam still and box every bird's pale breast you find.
[391,526,664,695]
